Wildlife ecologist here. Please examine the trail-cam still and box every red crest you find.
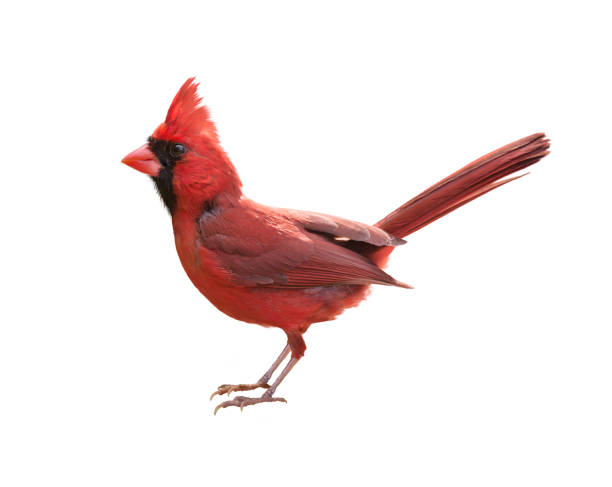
[153,78,218,143]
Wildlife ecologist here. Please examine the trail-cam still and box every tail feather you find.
[375,133,550,238]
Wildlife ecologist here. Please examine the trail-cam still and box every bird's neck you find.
[172,186,242,223]
[170,150,243,219]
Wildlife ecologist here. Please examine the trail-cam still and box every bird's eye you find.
[169,143,186,157]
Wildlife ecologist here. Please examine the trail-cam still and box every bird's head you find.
[122,78,242,215]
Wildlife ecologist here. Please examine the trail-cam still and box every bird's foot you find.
[213,392,287,415]
[209,381,269,400]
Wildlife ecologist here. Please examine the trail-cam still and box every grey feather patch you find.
[285,209,405,247]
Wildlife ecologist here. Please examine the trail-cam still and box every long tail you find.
[375,133,550,239]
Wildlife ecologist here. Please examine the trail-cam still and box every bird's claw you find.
[213,394,287,415]
[209,382,270,400]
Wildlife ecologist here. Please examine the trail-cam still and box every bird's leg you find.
[214,357,299,414]
[257,344,291,385]
[210,344,290,400]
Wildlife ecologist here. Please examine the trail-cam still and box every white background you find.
[1,1,610,486]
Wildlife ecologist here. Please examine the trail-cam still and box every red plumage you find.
[122,78,550,412]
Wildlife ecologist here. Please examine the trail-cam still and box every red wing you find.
[279,238,409,288]
[198,205,409,289]
[282,208,405,247]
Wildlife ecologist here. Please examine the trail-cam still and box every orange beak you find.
[121,144,161,177]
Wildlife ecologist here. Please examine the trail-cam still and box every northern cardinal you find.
[122,78,550,413]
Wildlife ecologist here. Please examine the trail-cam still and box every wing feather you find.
[283,209,406,247]
[197,203,410,289]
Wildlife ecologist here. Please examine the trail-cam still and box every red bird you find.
[122,78,550,413]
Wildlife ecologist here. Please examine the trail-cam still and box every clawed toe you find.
[209,382,269,400]
[210,353,297,414]
[213,394,287,414]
